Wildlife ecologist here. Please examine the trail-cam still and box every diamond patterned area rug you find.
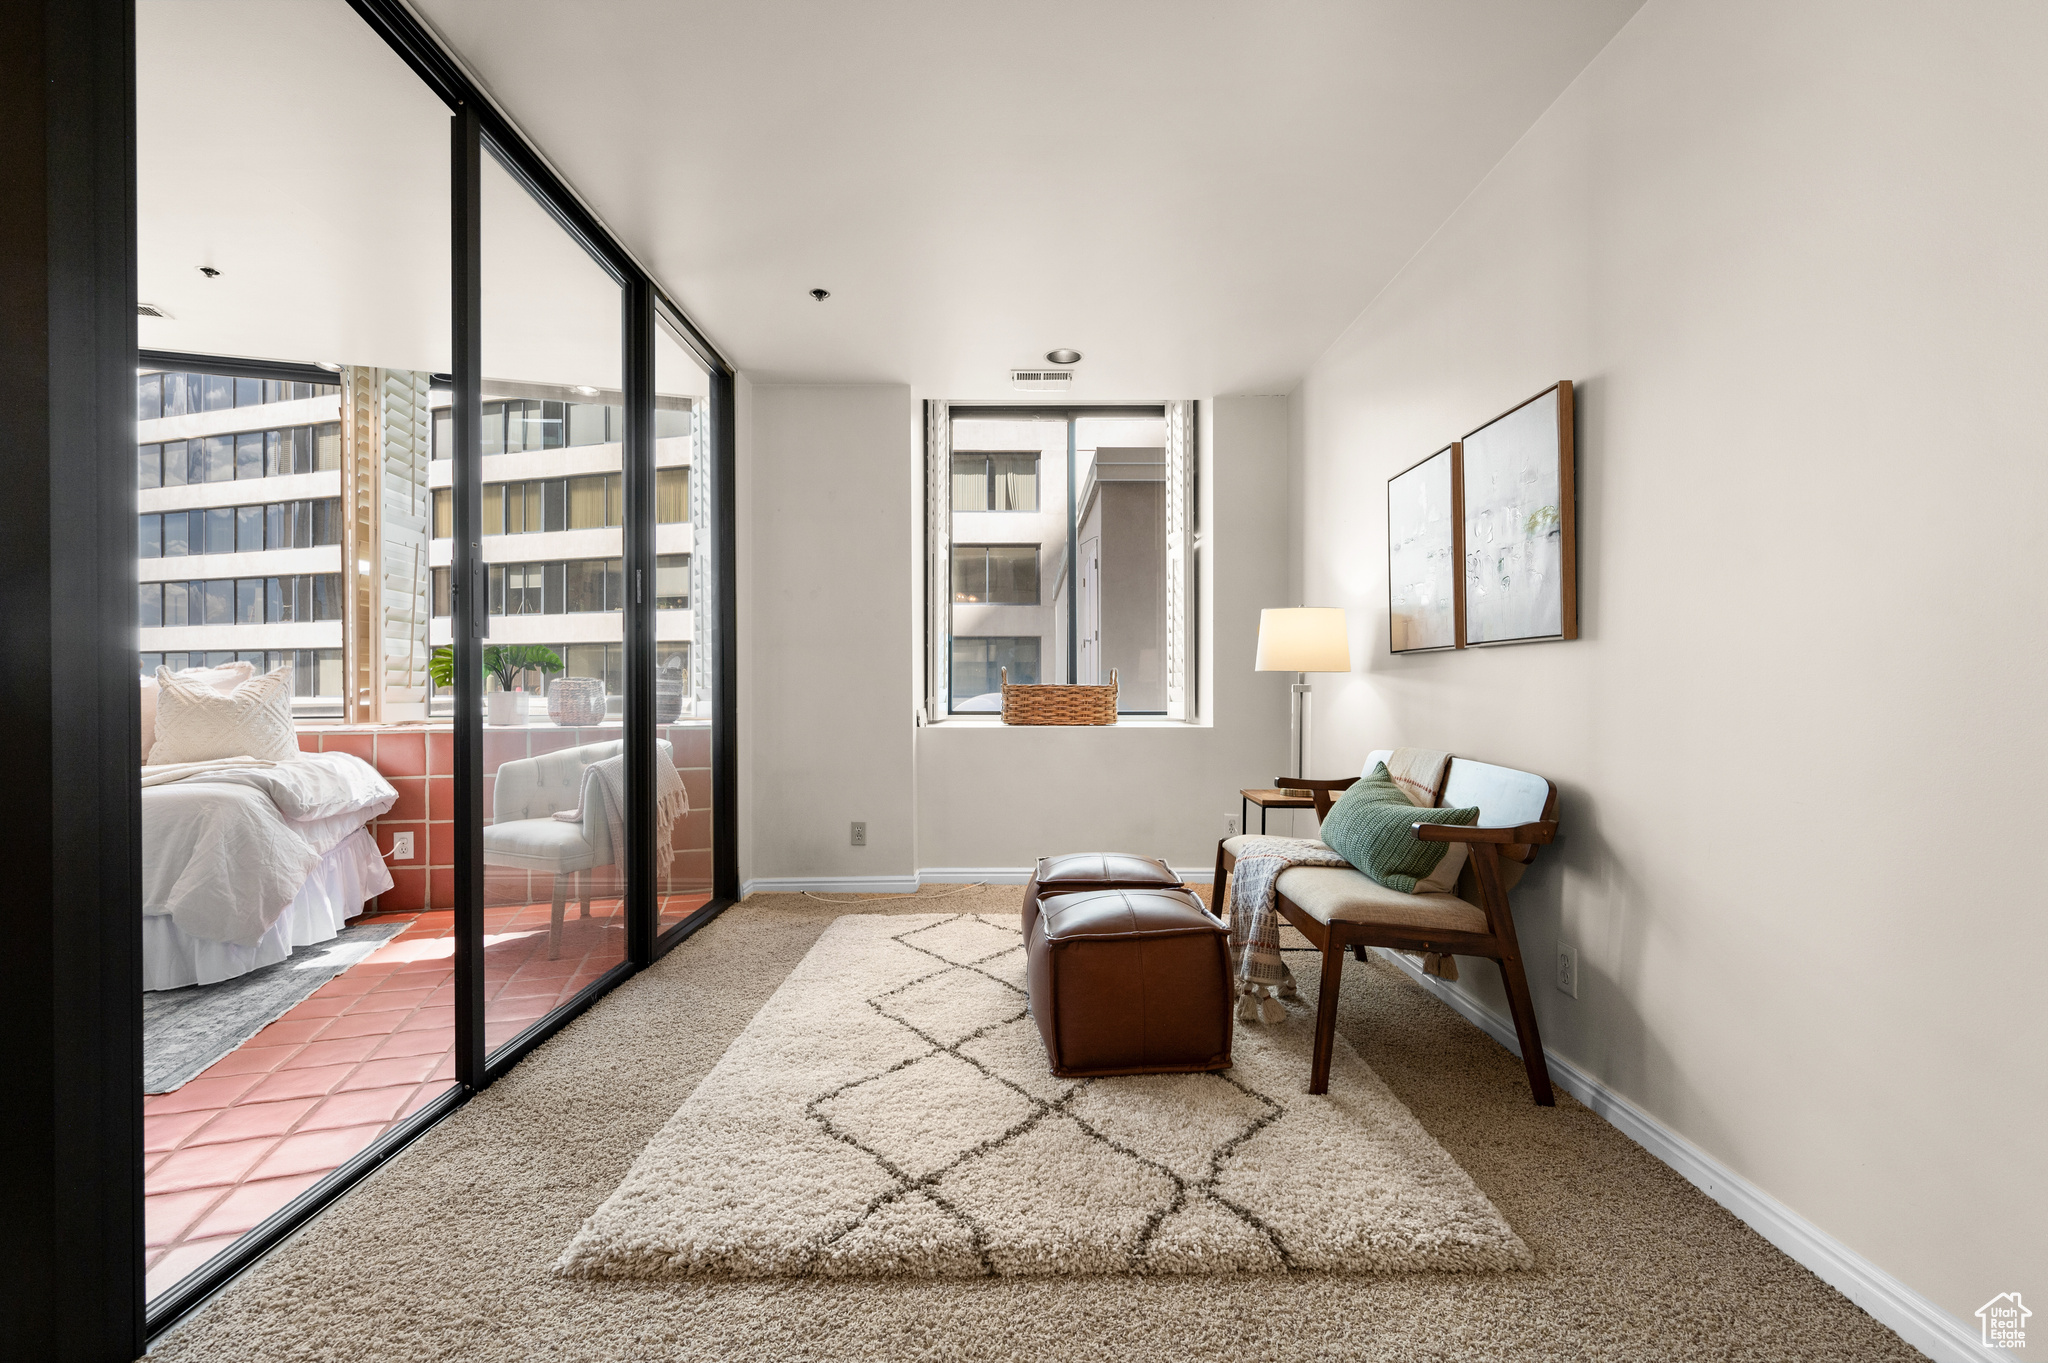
[557,912,1532,1279]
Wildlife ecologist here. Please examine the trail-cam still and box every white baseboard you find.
[744,867,1217,896]
[739,875,919,897]
[1377,952,1997,1363]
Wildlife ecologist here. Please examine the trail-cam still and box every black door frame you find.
[0,1,742,1354]
[1,2,145,1358]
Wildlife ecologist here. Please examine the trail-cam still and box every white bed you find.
[141,753,398,991]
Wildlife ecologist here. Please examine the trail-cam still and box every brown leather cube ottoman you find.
[1020,852,1185,940]
[1025,887,1234,1077]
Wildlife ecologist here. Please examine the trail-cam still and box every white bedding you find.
[143,829,394,990]
[142,752,397,949]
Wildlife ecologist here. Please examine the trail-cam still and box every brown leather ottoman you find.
[1020,852,1185,940]
[1025,887,1234,1077]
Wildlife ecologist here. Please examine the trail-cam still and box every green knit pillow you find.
[1319,763,1479,893]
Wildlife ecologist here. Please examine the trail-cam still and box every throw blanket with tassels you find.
[1226,836,1349,1023]
[566,740,691,882]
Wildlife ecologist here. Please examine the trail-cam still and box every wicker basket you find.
[1000,667,1118,726]
[547,675,607,727]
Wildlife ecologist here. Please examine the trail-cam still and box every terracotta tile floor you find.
[144,892,711,1301]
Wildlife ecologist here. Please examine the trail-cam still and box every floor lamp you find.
[1255,607,1351,779]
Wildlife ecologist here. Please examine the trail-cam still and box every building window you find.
[656,466,689,523]
[432,397,627,461]
[655,553,689,609]
[136,371,338,422]
[436,475,634,540]
[951,545,1039,604]
[457,558,628,617]
[136,421,338,489]
[951,636,1040,705]
[951,453,1037,512]
[136,499,340,557]
[930,405,1193,717]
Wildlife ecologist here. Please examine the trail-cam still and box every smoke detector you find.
[1011,369,1075,392]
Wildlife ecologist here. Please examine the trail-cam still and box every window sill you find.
[924,715,1204,729]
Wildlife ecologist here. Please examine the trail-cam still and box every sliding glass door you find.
[471,145,631,1059]
[130,0,737,1335]
[135,0,458,1312]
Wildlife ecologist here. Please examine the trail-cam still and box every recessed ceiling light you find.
[573,385,598,396]
[198,266,220,279]
[137,302,171,319]
[315,361,343,372]
[1046,349,1082,365]
[810,288,831,302]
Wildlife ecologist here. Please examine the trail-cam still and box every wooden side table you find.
[1239,787,1316,836]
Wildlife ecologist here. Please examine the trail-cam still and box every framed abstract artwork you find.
[1386,443,1462,652]
[1459,380,1576,645]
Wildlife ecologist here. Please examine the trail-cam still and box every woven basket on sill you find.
[1000,667,1118,726]
[547,676,607,727]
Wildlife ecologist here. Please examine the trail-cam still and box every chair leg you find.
[578,869,591,919]
[1309,937,1346,1095]
[1495,954,1556,1106]
[549,874,567,960]
[1211,841,1229,921]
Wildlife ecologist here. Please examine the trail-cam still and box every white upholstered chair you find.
[483,739,621,959]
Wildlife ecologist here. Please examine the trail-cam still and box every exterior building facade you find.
[136,368,348,712]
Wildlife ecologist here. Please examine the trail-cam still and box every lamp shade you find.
[1255,607,1351,672]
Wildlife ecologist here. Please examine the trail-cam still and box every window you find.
[656,467,688,523]
[459,558,625,617]
[655,553,689,609]
[568,475,607,530]
[952,636,1040,702]
[134,371,338,421]
[133,420,334,489]
[446,476,635,538]
[951,545,1038,604]
[952,452,1037,512]
[930,405,1193,717]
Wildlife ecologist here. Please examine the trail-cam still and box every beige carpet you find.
[560,912,1529,1279]
[148,886,1923,1362]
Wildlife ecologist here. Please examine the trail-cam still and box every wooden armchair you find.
[1214,750,1560,1104]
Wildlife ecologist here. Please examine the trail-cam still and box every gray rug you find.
[143,921,405,1093]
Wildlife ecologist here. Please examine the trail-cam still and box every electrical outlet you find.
[1224,814,1240,836]
[391,831,415,861]
[850,822,867,847]
[1556,943,1578,998]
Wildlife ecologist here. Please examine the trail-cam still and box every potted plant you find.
[429,645,564,726]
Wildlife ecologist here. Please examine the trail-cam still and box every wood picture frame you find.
[1458,381,1576,646]
[1386,443,1464,652]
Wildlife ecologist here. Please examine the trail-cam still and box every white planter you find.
[486,690,525,726]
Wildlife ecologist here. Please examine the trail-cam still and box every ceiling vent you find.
[137,302,172,319]
[1010,369,1074,392]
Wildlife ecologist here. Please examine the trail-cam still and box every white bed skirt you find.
[143,828,395,991]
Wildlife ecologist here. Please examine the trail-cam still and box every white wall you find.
[740,383,918,883]
[1292,0,2046,1327]
[737,388,1295,886]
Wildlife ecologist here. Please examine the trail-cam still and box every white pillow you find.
[149,663,299,765]
[139,662,253,764]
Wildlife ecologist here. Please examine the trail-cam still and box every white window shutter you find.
[924,400,951,720]
[1163,399,1195,720]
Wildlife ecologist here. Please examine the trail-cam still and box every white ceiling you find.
[412,0,1644,398]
